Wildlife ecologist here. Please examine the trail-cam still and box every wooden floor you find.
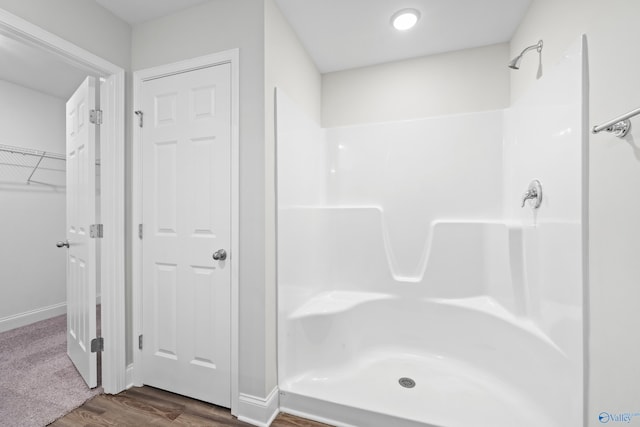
[49,386,331,426]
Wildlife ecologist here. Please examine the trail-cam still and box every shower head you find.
[508,56,522,70]
[508,40,543,70]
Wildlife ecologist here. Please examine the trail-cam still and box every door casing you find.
[0,8,127,394]
[132,49,240,414]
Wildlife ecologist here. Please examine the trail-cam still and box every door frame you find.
[0,9,126,393]
[131,49,240,413]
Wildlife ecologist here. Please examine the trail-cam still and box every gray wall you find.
[0,80,66,330]
[132,0,270,398]
[0,0,294,402]
[321,43,510,127]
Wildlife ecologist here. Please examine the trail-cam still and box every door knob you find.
[212,249,227,261]
[56,240,70,248]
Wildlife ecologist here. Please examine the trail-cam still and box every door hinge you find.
[138,334,143,350]
[138,224,143,239]
[89,109,103,125]
[134,110,143,128]
[90,224,104,238]
[91,337,104,353]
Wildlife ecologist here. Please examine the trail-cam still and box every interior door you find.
[141,63,232,406]
[65,76,98,388]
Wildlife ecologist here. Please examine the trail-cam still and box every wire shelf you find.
[0,143,65,186]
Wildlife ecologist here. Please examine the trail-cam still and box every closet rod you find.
[0,144,65,161]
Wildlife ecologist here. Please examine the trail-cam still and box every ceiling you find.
[0,0,210,99]
[94,0,210,25]
[0,0,532,100]
[275,0,532,73]
[92,0,532,73]
[0,33,89,99]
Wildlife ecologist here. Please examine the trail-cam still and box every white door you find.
[65,76,98,388]
[141,63,232,406]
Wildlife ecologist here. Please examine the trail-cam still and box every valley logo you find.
[599,411,640,424]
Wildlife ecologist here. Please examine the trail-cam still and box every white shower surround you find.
[277,37,586,427]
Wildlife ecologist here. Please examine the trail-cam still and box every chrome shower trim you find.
[521,180,542,209]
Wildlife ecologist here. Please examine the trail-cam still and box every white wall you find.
[0,80,66,331]
[277,87,504,281]
[503,37,586,225]
[511,1,640,424]
[324,111,504,278]
[132,0,273,400]
[503,38,587,425]
[322,43,510,127]
[275,90,325,208]
[265,0,322,125]
[264,0,322,393]
[0,0,131,69]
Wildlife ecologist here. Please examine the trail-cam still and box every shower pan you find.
[276,36,587,427]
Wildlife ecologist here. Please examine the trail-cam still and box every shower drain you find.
[398,377,416,388]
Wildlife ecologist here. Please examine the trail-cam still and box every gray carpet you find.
[0,314,102,426]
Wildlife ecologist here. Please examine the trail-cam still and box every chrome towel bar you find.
[592,106,640,138]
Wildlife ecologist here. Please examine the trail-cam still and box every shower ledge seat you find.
[288,291,564,357]
[288,291,389,319]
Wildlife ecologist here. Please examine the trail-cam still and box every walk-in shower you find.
[277,37,587,427]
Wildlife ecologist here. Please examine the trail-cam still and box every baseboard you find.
[125,364,135,389]
[236,386,279,427]
[0,302,66,333]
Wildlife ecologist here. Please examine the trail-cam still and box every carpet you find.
[0,314,102,426]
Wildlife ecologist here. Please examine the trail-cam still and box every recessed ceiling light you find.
[391,8,421,31]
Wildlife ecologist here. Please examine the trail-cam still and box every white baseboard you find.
[236,387,279,427]
[0,302,66,333]
[125,364,135,389]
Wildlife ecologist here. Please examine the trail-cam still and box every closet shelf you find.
[0,143,65,185]
[0,143,65,161]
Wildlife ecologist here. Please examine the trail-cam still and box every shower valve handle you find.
[521,189,537,207]
[521,180,542,209]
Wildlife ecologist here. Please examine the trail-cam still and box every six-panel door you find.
[141,63,232,407]
[66,76,98,388]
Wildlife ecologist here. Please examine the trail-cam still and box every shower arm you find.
[518,41,543,58]
[508,40,543,69]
